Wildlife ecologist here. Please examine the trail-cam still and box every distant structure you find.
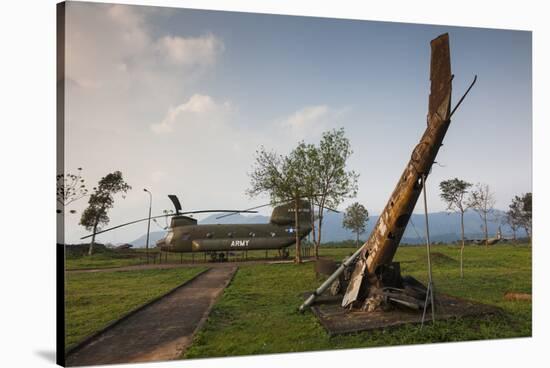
[115,243,133,250]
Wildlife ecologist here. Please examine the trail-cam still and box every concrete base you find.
[309,293,502,336]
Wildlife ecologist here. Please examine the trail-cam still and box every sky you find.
[62,1,532,244]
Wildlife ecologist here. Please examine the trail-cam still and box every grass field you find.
[64,246,314,270]
[185,244,531,358]
[65,253,147,270]
[65,267,206,350]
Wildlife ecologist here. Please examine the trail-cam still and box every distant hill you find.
[127,209,524,247]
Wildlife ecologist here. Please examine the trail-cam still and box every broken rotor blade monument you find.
[300,33,476,313]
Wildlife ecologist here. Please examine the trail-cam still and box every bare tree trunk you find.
[524,226,531,245]
[483,212,489,247]
[460,210,465,278]
[294,198,302,264]
[310,201,318,259]
[512,228,517,242]
[356,232,359,248]
[317,200,325,253]
[88,219,98,256]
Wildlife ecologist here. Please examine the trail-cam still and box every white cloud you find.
[277,105,351,142]
[65,3,223,90]
[281,105,329,128]
[156,34,224,66]
[151,94,233,133]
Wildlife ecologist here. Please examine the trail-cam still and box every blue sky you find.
[63,2,532,244]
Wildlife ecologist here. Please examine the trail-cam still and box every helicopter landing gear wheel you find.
[218,253,226,262]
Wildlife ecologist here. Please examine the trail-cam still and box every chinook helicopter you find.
[81,195,316,261]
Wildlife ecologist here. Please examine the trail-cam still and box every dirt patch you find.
[504,292,531,301]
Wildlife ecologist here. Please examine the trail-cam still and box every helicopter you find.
[81,195,319,262]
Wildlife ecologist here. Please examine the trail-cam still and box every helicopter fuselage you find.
[157,200,313,254]
[157,222,312,253]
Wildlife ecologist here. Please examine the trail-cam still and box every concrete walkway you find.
[66,266,237,366]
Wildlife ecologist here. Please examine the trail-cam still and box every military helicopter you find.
[81,195,319,261]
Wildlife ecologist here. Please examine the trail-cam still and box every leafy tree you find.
[248,146,311,263]
[439,178,472,278]
[292,142,320,257]
[80,171,131,255]
[310,128,358,258]
[342,202,369,247]
[521,192,532,241]
[505,208,521,241]
[467,183,496,247]
[56,167,88,214]
[508,192,532,242]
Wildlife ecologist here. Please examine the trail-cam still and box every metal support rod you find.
[450,75,477,118]
[143,189,152,264]
[299,244,367,312]
[421,281,432,328]
[420,174,435,326]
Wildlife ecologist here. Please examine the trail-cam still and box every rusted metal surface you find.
[342,33,453,308]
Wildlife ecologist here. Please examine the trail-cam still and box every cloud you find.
[156,34,224,66]
[65,3,223,90]
[278,105,352,141]
[281,105,330,129]
[151,94,233,133]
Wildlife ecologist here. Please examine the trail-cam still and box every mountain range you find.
[127,209,525,247]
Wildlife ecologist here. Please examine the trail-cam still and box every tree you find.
[467,183,496,247]
[293,142,320,258]
[520,192,532,241]
[310,128,358,258]
[342,202,369,247]
[56,167,88,214]
[80,171,131,255]
[505,207,521,241]
[439,178,472,278]
[247,146,310,263]
[508,193,532,242]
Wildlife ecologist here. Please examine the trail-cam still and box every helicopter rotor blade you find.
[216,195,340,220]
[79,209,257,240]
[215,203,274,219]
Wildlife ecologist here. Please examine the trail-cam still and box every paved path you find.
[66,266,237,366]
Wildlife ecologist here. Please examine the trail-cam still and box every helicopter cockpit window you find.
[181,233,191,241]
[206,232,213,239]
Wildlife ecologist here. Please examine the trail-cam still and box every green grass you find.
[65,267,206,350]
[65,252,147,270]
[64,246,315,270]
[185,244,531,359]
